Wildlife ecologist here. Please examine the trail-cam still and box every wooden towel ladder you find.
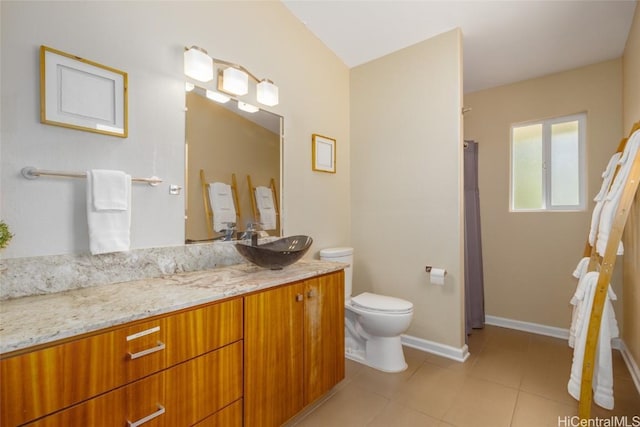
[578,120,640,419]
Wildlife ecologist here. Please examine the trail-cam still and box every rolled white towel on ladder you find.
[209,182,236,232]
[255,186,276,230]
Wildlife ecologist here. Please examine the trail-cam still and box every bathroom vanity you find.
[0,261,345,427]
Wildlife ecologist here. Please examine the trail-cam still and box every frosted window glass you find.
[512,124,543,209]
[551,121,579,206]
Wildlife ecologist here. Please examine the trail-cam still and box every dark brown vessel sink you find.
[235,235,313,270]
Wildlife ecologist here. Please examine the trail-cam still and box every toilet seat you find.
[351,292,413,314]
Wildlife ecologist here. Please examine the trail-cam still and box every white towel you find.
[567,271,619,409]
[255,186,276,230]
[596,129,640,256]
[87,170,131,255]
[588,153,621,246]
[209,182,236,232]
[572,257,590,280]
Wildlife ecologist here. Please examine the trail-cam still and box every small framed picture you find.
[312,134,336,173]
[40,45,128,138]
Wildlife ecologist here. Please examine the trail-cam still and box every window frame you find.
[509,113,587,212]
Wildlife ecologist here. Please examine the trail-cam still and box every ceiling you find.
[282,0,637,93]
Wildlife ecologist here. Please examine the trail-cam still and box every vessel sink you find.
[235,235,313,270]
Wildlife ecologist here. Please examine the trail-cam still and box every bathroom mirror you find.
[185,87,283,243]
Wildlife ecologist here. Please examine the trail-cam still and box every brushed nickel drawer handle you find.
[126,326,160,341]
[127,404,165,427]
[127,341,166,360]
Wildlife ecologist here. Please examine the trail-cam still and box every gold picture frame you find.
[312,134,336,173]
[40,45,128,138]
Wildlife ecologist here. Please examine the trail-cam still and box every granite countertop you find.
[0,260,346,355]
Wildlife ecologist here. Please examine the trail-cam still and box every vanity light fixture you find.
[237,101,259,113]
[184,45,279,107]
[184,46,214,82]
[205,89,230,104]
[256,79,279,107]
[221,67,249,96]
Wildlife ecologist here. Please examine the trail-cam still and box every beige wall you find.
[185,93,280,241]
[464,60,623,329]
[351,29,465,349]
[1,1,350,259]
[622,3,640,372]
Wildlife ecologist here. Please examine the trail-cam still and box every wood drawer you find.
[194,399,243,427]
[1,298,243,426]
[25,341,243,427]
[25,370,166,427]
[165,341,243,425]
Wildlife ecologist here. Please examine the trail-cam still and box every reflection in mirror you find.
[185,87,282,243]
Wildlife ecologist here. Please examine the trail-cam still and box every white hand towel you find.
[255,186,276,230]
[91,169,130,211]
[596,129,640,256]
[209,182,236,232]
[567,271,619,409]
[87,170,132,255]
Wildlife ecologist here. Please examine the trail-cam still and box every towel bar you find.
[21,167,162,186]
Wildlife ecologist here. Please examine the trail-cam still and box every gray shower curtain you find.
[464,140,485,336]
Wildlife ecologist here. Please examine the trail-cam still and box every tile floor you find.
[288,325,640,427]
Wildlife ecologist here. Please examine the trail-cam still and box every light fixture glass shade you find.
[184,46,213,82]
[206,89,230,104]
[237,102,259,113]
[257,80,279,106]
[222,67,249,96]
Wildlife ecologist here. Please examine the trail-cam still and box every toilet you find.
[319,247,413,373]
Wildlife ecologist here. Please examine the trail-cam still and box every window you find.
[510,113,586,211]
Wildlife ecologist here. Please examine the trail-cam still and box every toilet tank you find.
[319,247,353,299]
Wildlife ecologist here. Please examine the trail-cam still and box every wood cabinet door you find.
[304,271,345,405]
[26,371,166,427]
[244,282,305,427]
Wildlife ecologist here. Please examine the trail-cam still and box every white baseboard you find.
[486,315,640,395]
[401,334,470,362]
[485,315,570,339]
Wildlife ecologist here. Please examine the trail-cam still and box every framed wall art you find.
[40,45,128,138]
[312,133,336,173]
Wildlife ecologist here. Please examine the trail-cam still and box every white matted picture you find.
[312,134,336,173]
[40,45,128,138]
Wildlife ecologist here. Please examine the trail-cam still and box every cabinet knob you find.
[296,294,304,302]
[307,290,316,299]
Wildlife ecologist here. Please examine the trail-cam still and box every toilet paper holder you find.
[425,266,433,272]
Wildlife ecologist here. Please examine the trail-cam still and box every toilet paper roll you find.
[430,268,447,286]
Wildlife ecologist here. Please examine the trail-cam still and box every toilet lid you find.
[351,292,413,314]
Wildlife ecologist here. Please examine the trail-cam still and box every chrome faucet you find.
[240,222,261,246]
[221,222,236,241]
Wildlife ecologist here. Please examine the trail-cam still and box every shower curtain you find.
[464,140,485,336]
